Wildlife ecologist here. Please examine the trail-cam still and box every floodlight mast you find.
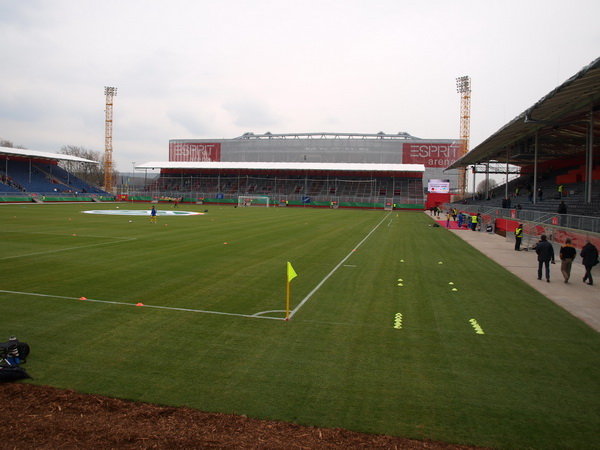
[104,86,117,193]
[456,76,471,198]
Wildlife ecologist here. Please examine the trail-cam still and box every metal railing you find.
[448,204,600,234]
[127,189,425,206]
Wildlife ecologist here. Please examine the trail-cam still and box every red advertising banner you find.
[169,142,221,162]
[402,142,461,168]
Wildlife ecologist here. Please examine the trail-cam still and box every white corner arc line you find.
[288,212,391,320]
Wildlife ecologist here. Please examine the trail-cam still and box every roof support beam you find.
[586,105,595,203]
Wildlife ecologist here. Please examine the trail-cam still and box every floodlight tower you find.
[104,86,117,192]
[456,76,471,198]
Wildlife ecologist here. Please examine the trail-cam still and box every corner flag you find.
[287,262,297,283]
[285,262,298,320]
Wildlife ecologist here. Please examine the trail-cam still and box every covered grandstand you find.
[445,56,600,233]
[0,146,110,200]
[134,161,426,209]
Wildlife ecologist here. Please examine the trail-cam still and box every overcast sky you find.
[1,0,599,173]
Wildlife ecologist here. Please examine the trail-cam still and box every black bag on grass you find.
[0,365,31,382]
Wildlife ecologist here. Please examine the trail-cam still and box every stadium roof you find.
[0,146,99,164]
[232,131,422,140]
[447,56,600,170]
[135,161,425,173]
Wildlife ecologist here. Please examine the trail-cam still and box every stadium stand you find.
[460,173,600,218]
[0,179,22,193]
[141,173,424,205]
[445,56,599,236]
[5,160,105,194]
[0,159,109,197]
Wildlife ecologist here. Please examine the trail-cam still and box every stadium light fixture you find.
[456,76,471,93]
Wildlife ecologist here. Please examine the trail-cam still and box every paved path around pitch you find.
[445,221,600,333]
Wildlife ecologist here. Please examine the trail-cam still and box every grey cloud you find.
[222,100,281,129]
[166,108,213,136]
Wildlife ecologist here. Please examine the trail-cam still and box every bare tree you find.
[0,138,26,149]
[476,178,498,195]
[59,145,117,187]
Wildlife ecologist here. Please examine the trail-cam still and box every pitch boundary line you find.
[0,235,137,261]
[0,230,135,239]
[288,211,392,320]
[0,289,283,321]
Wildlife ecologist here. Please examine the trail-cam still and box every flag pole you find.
[286,278,290,321]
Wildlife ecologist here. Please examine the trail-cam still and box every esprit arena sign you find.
[168,142,221,161]
[402,142,461,168]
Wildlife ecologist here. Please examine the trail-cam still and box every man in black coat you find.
[581,240,599,286]
[535,234,555,282]
[558,201,567,214]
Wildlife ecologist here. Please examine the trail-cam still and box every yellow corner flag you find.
[287,262,297,283]
[285,262,297,321]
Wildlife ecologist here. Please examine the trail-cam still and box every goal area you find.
[237,195,270,207]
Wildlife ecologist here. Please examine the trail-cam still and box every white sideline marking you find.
[1,230,135,240]
[288,212,391,320]
[0,289,283,321]
[0,237,137,261]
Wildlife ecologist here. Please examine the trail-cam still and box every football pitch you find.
[1,203,599,448]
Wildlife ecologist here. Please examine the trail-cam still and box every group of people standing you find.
[442,208,481,231]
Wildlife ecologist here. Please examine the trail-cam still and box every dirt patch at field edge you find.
[1,383,483,449]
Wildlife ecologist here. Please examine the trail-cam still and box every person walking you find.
[581,239,599,286]
[515,224,524,251]
[559,238,577,283]
[535,234,555,282]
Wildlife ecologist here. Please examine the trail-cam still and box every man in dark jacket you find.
[535,234,555,282]
[559,238,577,283]
[581,240,599,286]
[557,201,567,214]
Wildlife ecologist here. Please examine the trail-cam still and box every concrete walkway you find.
[441,219,600,333]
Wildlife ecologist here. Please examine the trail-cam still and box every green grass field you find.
[2,203,599,449]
